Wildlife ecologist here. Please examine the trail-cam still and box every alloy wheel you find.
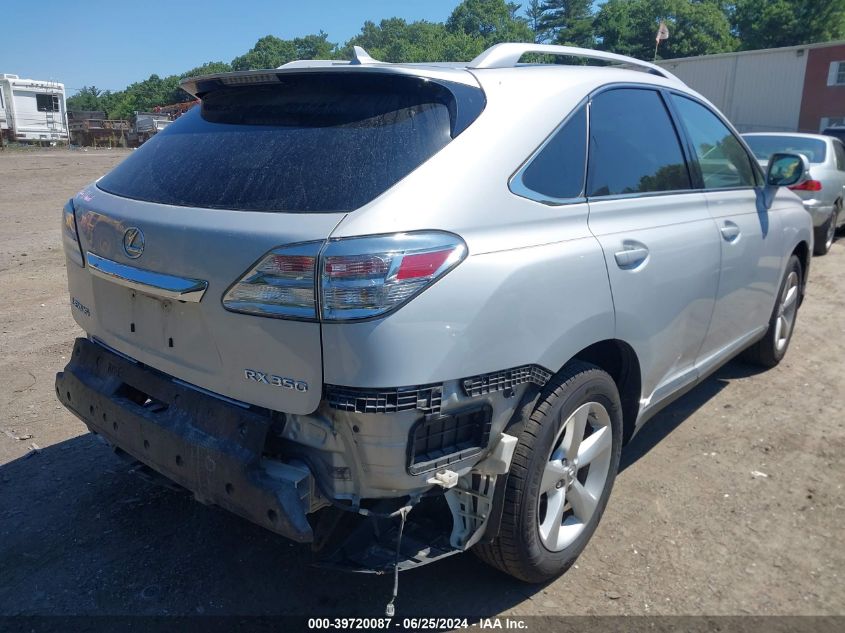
[775,271,800,352]
[825,209,837,251]
[537,401,613,552]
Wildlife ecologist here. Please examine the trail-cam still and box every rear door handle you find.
[720,221,741,242]
[614,246,649,269]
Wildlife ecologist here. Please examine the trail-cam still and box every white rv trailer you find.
[0,74,69,143]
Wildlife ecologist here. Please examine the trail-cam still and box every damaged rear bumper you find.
[55,337,315,543]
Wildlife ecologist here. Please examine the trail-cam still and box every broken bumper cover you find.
[55,337,314,543]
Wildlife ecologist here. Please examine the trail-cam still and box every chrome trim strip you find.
[86,252,208,303]
[89,336,138,364]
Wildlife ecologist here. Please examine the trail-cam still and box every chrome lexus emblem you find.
[122,227,145,259]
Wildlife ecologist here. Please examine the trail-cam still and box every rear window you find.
[744,135,827,163]
[98,73,484,212]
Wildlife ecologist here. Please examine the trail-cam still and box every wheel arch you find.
[792,239,810,301]
[566,339,641,444]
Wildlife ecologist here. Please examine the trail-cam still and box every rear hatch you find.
[66,69,482,414]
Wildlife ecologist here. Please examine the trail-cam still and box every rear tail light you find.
[320,232,466,320]
[222,232,466,321]
[222,243,320,319]
[62,199,84,267]
[789,179,822,191]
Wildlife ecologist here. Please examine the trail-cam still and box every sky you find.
[0,0,467,95]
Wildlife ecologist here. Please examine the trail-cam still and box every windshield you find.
[743,135,827,163]
[98,73,484,213]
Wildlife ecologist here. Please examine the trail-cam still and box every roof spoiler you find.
[179,47,486,97]
[180,43,682,97]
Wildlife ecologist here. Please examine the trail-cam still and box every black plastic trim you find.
[325,383,443,415]
[462,364,552,397]
[406,404,493,475]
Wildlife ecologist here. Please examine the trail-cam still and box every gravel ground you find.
[0,148,843,618]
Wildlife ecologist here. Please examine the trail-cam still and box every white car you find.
[744,132,845,255]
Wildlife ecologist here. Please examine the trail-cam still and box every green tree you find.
[180,61,232,78]
[525,0,548,42]
[231,35,299,70]
[293,32,336,59]
[127,73,182,110]
[342,17,489,62]
[537,0,595,48]
[447,0,534,46]
[731,0,845,50]
[595,0,736,60]
[104,91,138,120]
[66,86,105,112]
[231,33,337,70]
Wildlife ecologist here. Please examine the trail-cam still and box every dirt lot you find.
[0,148,843,619]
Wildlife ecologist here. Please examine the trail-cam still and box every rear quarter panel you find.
[323,72,618,386]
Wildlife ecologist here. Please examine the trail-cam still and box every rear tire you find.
[741,255,802,368]
[474,361,622,583]
[813,206,838,256]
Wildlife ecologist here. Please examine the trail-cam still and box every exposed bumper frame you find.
[55,337,314,543]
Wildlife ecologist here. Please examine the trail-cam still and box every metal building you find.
[656,41,845,133]
[0,74,69,143]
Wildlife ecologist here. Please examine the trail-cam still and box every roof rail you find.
[467,43,681,82]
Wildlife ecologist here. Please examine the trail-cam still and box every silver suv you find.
[56,44,813,591]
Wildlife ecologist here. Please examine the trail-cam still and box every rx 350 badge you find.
[244,369,308,393]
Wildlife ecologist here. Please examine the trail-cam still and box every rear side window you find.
[97,73,485,212]
[518,105,587,200]
[671,96,757,189]
[587,89,691,197]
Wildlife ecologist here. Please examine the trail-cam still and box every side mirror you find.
[766,152,810,188]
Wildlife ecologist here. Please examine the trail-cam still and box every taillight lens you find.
[320,232,466,321]
[789,179,822,191]
[222,232,467,321]
[62,199,84,267]
[222,243,320,319]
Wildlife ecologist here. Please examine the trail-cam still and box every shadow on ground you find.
[0,361,756,616]
[620,360,764,472]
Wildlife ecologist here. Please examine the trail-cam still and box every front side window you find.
[517,104,587,201]
[672,95,757,189]
[587,88,691,197]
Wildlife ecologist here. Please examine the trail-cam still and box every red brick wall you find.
[798,44,845,132]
